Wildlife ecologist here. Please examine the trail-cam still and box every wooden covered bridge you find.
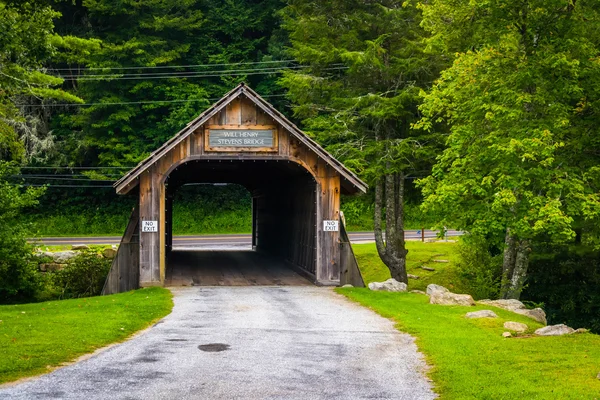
[103,83,366,294]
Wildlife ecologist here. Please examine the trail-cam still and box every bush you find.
[455,235,502,300]
[0,162,45,303]
[48,250,112,299]
[524,245,600,333]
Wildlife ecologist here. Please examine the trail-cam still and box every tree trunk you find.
[504,240,531,299]
[500,229,516,298]
[500,229,531,300]
[373,171,408,283]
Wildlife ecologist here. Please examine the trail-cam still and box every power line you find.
[15,184,114,188]
[55,63,318,79]
[46,59,297,72]
[19,166,133,170]
[19,93,289,108]
[62,66,347,81]
[12,176,116,182]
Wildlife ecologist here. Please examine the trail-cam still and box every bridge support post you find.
[139,167,165,287]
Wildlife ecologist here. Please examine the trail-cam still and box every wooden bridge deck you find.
[165,250,311,287]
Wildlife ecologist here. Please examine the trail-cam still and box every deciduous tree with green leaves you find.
[280,0,442,282]
[417,0,600,299]
[0,0,91,301]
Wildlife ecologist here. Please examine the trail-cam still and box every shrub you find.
[455,234,502,300]
[49,250,112,299]
[0,162,45,303]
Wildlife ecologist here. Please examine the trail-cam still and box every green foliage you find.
[0,287,173,384]
[0,162,45,303]
[46,249,111,299]
[339,289,600,399]
[417,0,600,244]
[48,0,286,167]
[280,0,442,182]
[455,235,502,300]
[525,245,600,334]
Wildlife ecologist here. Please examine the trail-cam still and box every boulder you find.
[512,308,547,325]
[426,284,449,296]
[410,290,426,295]
[504,321,528,333]
[407,274,420,280]
[575,328,589,334]
[35,251,55,259]
[52,251,77,263]
[478,299,547,325]
[502,332,512,338]
[39,263,67,272]
[535,324,575,336]
[341,284,353,288]
[478,299,526,310]
[102,248,118,259]
[71,244,89,250]
[368,278,407,292]
[466,310,498,319]
[430,291,476,306]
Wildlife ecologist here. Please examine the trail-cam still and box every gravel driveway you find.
[0,287,435,399]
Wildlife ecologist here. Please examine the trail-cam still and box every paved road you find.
[0,287,435,400]
[32,230,462,247]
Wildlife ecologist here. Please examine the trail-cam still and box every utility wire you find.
[19,93,289,108]
[11,176,116,182]
[46,59,297,72]
[19,166,133,170]
[14,184,114,188]
[54,63,324,79]
[62,66,347,81]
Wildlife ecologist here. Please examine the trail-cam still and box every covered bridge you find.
[103,83,367,294]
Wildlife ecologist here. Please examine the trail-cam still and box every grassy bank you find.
[338,289,600,399]
[0,287,173,384]
[354,241,465,293]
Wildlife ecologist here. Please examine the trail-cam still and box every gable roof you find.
[114,83,368,194]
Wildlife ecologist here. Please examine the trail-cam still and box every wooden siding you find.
[102,206,140,295]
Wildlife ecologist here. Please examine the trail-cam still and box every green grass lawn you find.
[0,287,173,384]
[338,289,600,399]
[354,241,465,292]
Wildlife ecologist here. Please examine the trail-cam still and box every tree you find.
[417,0,600,299]
[0,0,86,301]
[280,0,442,282]
[48,0,286,167]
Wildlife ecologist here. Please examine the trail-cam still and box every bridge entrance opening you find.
[164,160,316,286]
[102,84,367,295]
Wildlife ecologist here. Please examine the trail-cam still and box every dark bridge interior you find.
[164,159,317,286]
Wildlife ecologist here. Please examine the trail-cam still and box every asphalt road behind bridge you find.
[34,230,462,247]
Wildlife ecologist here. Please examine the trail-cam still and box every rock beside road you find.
[512,308,547,325]
[466,310,498,319]
[427,284,476,306]
[368,279,407,292]
[39,263,67,272]
[502,332,512,338]
[426,284,448,296]
[52,251,78,263]
[103,247,118,259]
[478,298,547,325]
[504,321,528,333]
[535,324,575,336]
[71,244,89,250]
